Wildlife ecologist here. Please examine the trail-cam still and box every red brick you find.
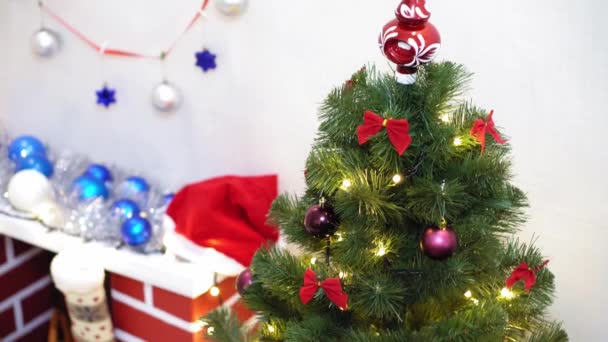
[153,276,238,322]
[0,236,6,265]
[0,252,52,302]
[0,307,16,338]
[12,238,34,257]
[111,273,144,301]
[112,299,196,342]
[21,283,53,322]
[16,321,50,342]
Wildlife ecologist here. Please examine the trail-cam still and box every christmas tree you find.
[204,1,567,340]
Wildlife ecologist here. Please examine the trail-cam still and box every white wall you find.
[1,1,607,339]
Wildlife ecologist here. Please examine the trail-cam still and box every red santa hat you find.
[163,175,279,276]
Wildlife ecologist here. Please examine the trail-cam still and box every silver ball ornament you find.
[151,81,182,112]
[215,0,248,16]
[31,28,61,58]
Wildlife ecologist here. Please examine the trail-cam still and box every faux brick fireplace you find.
[0,216,255,342]
[0,236,53,341]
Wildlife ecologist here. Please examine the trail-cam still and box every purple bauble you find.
[236,268,253,295]
[304,204,339,237]
[420,226,458,260]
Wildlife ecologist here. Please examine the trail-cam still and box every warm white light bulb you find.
[376,245,387,257]
[342,179,352,189]
[336,233,344,242]
[440,114,450,123]
[453,137,463,146]
[207,327,215,335]
[339,271,348,279]
[472,298,479,305]
[267,325,276,333]
[310,257,317,265]
[464,290,472,298]
[392,174,403,184]
[500,287,515,299]
[210,286,220,297]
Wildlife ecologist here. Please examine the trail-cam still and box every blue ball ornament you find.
[72,176,109,201]
[84,164,113,183]
[125,176,150,193]
[121,216,152,246]
[111,199,140,220]
[163,193,175,205]
[8,135,47,161]
[15,155,54,177]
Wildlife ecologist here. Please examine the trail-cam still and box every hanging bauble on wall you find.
[420,225,458,260]
[96,84,117,108]
[8,135,47,161]
[304,203,339,238]
[121,216,152,246]
[7,170,55,212]
[236,268,253,295]
[151,81,182,112]
[215,0,248,16]
[31,28,61,58]
[15,155,54,178]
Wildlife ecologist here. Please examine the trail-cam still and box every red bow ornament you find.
[356,110,412,155]
[470,110,507,153]
[506,260,549,292]
[299,268,348,310]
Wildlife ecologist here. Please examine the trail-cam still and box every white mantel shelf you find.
[0,214,216,298]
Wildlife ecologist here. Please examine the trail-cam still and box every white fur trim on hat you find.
[162,214,245,276]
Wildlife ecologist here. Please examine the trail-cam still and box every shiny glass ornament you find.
[304,204,339,237]
[420,226,458,260]
[84,164,113,183]
[8,135,47,161]
[236,268,253,295]
[111,199,140,220]
[15,155,54,178]
[151,81,182,112]
[124,176,150,194]
[121,216,152,246]
[379,0,440,84]
[215,0,248,16]
[72,176,109,201]
[31,28,61,58]
[163,193,175,206]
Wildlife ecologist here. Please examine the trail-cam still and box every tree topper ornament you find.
[379,0,441,85]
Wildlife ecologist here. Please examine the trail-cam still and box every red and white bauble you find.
[379,0,441,85]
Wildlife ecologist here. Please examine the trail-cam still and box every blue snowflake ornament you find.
[195,49,217,72]
[96,85,116,107]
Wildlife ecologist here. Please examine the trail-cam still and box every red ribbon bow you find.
[356,111,412,155]
[299,269,348,310]
[470,110,507,153]
[506,260,549,292]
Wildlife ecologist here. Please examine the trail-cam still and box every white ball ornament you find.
[31,28,61,58]
[151,81,182,112]
[215,0,248,16]
[7,170,55,212]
